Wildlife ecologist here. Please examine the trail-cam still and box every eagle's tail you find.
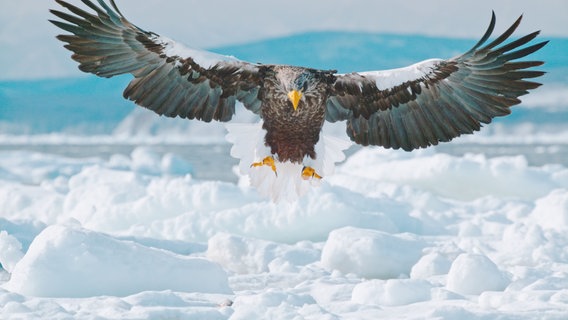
[226,122,351,202]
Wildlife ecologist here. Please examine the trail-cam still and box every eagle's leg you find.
[301,166,322,180]
[251,156,278,176]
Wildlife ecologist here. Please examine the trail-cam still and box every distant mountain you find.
[215,32,472,73]
[214,31,567,81]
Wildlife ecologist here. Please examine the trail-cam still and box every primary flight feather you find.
[50,0,548,201]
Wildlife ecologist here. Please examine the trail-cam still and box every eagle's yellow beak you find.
[287,90,303,111]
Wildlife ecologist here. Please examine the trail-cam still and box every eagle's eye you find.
[301,81,308,92]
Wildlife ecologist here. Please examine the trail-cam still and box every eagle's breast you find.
[261,70,329,163]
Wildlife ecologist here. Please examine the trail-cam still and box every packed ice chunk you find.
[4,225,231,297]
[0,231,25,273]
[321,227,424,279]
[352,278,432,306]
[446,253,510,295]
[410,252,452,279]
[530,189,568,231]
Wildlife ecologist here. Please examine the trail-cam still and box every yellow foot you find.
[301,166,322,180]
[251,156,277,176]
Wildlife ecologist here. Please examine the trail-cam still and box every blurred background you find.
[2,0,567,80]
[1,0,567,178]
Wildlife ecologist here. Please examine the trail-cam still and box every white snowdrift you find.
[207,233,320,274]
[446,253,510,295]
[321,227,424,279]
[410,252,452,279]
[352,278,432,306]
[333,148,567,201]
[1,145,568,318]
[530,189,568,231]
[4,225,231,297]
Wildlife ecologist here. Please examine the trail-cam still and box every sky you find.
[1,0,567,80]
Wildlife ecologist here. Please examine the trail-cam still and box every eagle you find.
[50,0,547,201]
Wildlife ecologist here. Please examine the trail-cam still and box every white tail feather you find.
[226,122,351,202]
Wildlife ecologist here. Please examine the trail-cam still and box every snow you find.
[529,189,568,230]
[2,142,568,318]
[410,252,452,279]
[4,225,231,298]
[321,227,424,279]
[351,278,432,306]
[446,254,510,295]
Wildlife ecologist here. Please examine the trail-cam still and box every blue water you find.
[1,31,567,135]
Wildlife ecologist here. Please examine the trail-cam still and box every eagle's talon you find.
[301,166,322,180]
[251,156,278,176]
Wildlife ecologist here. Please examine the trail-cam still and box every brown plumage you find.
[260,66,336,162]
[50,0,548,171]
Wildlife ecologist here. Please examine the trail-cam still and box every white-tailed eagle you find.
[50,0,547,201]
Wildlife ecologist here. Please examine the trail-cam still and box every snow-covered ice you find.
[5,225,231,298]
[321,227,424,279]
[1,141,568,319]
[446,253,510,296]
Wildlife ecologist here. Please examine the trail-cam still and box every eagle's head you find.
[274,67,319,111]
[287,71,317,111]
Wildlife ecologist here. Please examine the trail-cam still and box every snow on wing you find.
[49,0,263,122]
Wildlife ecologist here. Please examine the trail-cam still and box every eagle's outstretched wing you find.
[50,0,263,122]
[326,13,548,151]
